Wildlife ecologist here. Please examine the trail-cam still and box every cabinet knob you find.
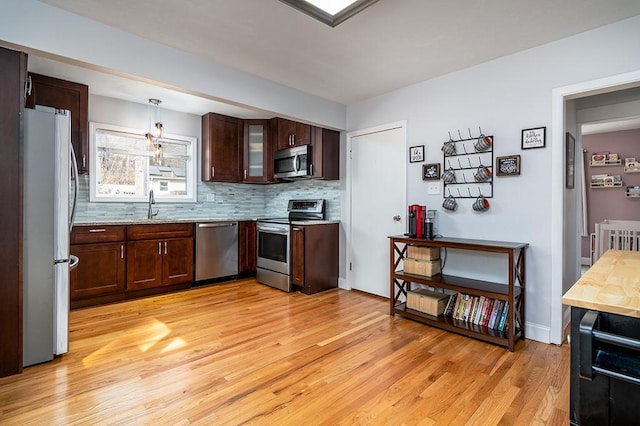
[164,241,168,255]
[211,166,215,178]
[158,242,162,255]
[121,244,124,259]
[244,169,247,180]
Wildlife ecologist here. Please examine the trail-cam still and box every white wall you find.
[346,15,640,343]
[90,95,201,139]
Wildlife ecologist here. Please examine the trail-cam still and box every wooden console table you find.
[389,236,528,351]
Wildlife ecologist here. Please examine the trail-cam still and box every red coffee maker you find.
[408,205,426,238]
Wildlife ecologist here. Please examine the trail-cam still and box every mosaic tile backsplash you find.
[73,176,341,223]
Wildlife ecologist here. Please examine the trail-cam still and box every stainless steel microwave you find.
[273,144,312,179]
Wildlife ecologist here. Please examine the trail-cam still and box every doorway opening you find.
[551,70,640,345]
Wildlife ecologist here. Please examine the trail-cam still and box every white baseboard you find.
[525,322,551,344]
[338,277,349,290]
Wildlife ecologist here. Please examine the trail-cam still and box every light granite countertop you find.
[562,250,640,318]
[74,218,340,226]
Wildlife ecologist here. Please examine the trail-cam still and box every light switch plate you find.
[206,193,215,202]
[427,181,441,195]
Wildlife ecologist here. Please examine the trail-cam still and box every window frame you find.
[89,122,198,203]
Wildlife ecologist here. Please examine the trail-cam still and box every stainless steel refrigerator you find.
[23,106,78,367]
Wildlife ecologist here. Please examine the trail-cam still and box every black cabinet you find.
[570,307,640,425]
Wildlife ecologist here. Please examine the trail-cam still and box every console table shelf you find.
[389,236,528,351]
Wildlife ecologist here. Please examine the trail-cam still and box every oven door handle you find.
[258,226,289,235]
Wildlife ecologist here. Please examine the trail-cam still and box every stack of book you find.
[443,293,509,333]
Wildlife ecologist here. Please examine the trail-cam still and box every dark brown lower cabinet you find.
[127,237,193,291]
[163,238,194,285]
[70,225,127,308]
[70,223,194,307]
[290,223,339,294]
[70,242,125,299]
[238,221,257,276]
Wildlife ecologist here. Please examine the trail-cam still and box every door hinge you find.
[349,149,352,159]
[349,262,352,271]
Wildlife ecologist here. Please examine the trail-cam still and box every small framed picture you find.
[496,155,521,176]
[422,163,441,180]
[521,127,546,149]
[409,145,424,163]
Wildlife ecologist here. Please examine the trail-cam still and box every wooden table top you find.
[562,250,640,318]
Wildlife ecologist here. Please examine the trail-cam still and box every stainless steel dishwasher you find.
[195,222,238,281]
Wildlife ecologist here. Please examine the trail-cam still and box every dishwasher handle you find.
[197,222,238,228]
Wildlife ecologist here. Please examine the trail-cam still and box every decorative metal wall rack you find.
[441,128,494,199]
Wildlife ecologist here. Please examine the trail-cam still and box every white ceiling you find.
[33,0,640,116]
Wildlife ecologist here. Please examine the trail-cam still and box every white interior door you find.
[348,123,406,297]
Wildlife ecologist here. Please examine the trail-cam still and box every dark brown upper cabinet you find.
[202,112,243,182]
[310,127,340,180]
[273,117,311,150]
[26,73,89,174]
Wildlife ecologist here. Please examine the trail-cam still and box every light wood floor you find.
[0,279,570,425]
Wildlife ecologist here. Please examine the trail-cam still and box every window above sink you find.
[89,122,197,203]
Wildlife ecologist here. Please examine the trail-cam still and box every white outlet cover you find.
[427,181,441,195]
[206,193,215,202]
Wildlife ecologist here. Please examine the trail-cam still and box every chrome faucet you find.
[148,189,159,219]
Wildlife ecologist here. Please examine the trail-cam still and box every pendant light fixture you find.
[145,98,163,158]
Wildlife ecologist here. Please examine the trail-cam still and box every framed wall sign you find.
[496,155,521,176]
[422,163,441,180]
[409,145,424,163]
[521,127,546,149]
[566,132,575,189]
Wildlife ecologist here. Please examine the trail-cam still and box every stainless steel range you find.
[256,199,325,291]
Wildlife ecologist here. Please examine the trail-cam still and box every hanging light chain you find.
[147,98,163,158]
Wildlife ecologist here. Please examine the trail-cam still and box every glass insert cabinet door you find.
[243,120,270,182]
[248,124,263,177]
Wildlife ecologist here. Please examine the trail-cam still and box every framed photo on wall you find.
[521,127,546,149]
[409,145,424,163]
[422,163,441,180]
[496,155,521,176]
[566,132,575,189]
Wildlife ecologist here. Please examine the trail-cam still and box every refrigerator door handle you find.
[69,254,80,271]
[69,142,79,232]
